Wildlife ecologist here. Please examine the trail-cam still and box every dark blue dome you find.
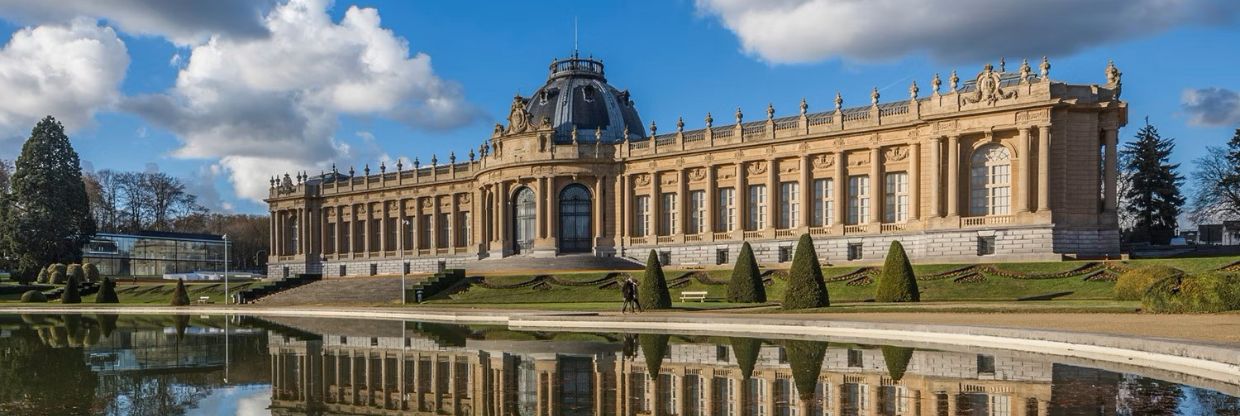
[525,55,645,143]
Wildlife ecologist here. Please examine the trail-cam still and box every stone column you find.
[547,177,558,243]
[1018,127,1032,213]
[834,152,846,226]
[705,166,716,233]
[736,164,747,232]
[448,194,457,249]
[594,176,605,243]
[621,175,630,239]
[320,208,328,255]
[538,177,548,239]
[946,134,960,217]
[910,141,921,220]
[270,211,277,256]
[800,155,812,229]
[651,172,662,235]
[767,158,777,231]
[333,207,341,255]
[930,137,942,218]
[379,202,388,253]
[1037,126,1051,212]
[363,205,372,254]
[431,197,440,250]
[410,201,420,252]
[1103,127,1118,212]
[870,147,882,224]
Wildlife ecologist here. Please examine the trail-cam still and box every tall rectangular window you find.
[458,212,471,246]
[384,217,396,251]
[660,193,678,235]
[339,221,350,253]
[325,222,336,254]
[688,190,706,234]
[634,196,650,237]
[419,214,432,248]
[884,172,909,223]
[716,187,736,232]
[779,182,799,229]
[813,178,835,226]
[847,175,870,224]
[437,213,450,247]
[748,185,767,230]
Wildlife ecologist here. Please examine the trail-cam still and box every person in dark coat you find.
[621,276,642,313]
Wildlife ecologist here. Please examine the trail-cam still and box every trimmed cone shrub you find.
[1115,265,1180,301]
[639,333,670,379]
[49,269,66,285]
[174,314,191,341]
[82,262,100,283]
[727,242,766,303]
[67,264,84,284]
[876,241,920,302]
[20,290,47,303]
[881,346,915,381]
[96,278,119,303]
[639,250,672,309]
[96,314,119,338]
[1142,272,1240,313]
[171,279,191,306]
[784,340,828,400]
[36,268,48,284]
[783,234,829,309]
[729,337,762,380]
[61,273,81,304]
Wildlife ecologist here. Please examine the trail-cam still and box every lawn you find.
[0,279,264,305]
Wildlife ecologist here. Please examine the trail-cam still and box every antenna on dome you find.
[573,16,579,57]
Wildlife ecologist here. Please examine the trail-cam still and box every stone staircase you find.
[469,253,642,274]
[253,276,424,306]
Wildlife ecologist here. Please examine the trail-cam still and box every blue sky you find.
[0,0,1237,214]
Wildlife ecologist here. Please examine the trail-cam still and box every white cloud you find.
[0,18,128,137]
[694,0,1240,63]
[0,0,271,46]
[124,0,481,202]
[1182,87,1240,127]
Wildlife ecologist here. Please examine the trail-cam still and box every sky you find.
[0,0,1237,214]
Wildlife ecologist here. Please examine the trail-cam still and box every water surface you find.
[0,313,1236,415]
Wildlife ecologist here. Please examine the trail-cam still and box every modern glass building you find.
[83,231,226,278]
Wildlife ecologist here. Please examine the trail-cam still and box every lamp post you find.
[223,234,229,305]
[400,219,410,304]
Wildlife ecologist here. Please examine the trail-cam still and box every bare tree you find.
[1189,146,1240,224]
[145,172,201,231]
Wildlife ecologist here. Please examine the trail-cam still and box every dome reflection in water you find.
[0,313,1236,415]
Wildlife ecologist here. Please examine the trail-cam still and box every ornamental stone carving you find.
[688,167,707,182]
[812,154,835,169]
[505,94,530,134]
[459,194,471,204]
[746,160,768,175]
[634,174,651,187]
[964,63,1016,105]
[848,153,869,167]
[885,146,910,162]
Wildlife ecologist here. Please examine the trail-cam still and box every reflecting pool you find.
[0,313,1236,415]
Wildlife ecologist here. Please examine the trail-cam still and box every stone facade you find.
[266,56,1126,276]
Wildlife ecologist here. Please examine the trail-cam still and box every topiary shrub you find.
[36,268,48,284]
[49,263,67,283]
[727,242,766,303]
[66,264,85,285]
[96,314,118,338]
[61,273,81,304]
[1142,272,1240,313]
[1114,265,1180,301]
[783,339,828,400]
[729,337,762,380]
[20,290,47,303]
[170,279,191,306]
[783,234,829,309]
[876,241,920,302]
[639,250,672,309]
[96,278,119,304]
[881,346,915,381]
[82,263,100,283]
[639,333,670,379]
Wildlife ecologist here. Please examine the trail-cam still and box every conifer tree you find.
[876,241,920,302]
[61,273,81,304]
[170,278,190,306]
[782,234,829,309]
[881,346,915,381]
[1121,120,1184,244]
[784,340,828,400]
[729,337,762,380]
[1,117,95,280]
[727,242,766,303]
[639,333,670,379]
[639,250,672,309]
[96,278,119,303]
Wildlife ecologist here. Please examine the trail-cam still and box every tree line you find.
[0,116,268,281]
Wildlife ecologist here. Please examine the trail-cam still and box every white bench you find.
[195,296,212,304]
[679,291,708,302]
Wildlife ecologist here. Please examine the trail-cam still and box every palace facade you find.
[266,55,1126,276]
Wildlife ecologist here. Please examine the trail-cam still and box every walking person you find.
[621,276,643,313]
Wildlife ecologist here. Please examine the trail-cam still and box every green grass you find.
[0,280,262,305]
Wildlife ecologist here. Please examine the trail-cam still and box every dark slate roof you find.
[525,55,645,144]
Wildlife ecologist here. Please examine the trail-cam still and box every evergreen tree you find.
[727,242,766,303]
[1121,121,1184,244]
[1,117,95,280]
[170,278,190,306]
[876,241,920,302]
[639,250,672,309]
[729,337,762,380]
[782,234,829,309]
[638,333,670,379]
[61,273,81,304]
[881,346,915,381]
[783,339,828,401]
[95,278,119,303]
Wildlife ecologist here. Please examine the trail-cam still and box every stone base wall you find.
[618,224,1118,266]
[320,256,476,278]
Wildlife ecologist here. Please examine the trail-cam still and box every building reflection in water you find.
[268,324,1078,416]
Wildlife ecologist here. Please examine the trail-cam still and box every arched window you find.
[513,187,536,254]
[970,144,1012,216]
[558,184,592,253]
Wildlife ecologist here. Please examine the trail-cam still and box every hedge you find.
[1142,272,1240,313]
[639,250,672,309]
[730,337,762,380]
[881,346,915,381]
[876,241,920,302]
[1114,265,1180,301]
[82,263,101,283]
[36,268,48,284]
[20,290,47,303]
[783,234,829,309]
[727,242,766,303]
[67,264,85,284]
[49,270,66,285]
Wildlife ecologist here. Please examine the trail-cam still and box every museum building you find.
[266,54,1126,276]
